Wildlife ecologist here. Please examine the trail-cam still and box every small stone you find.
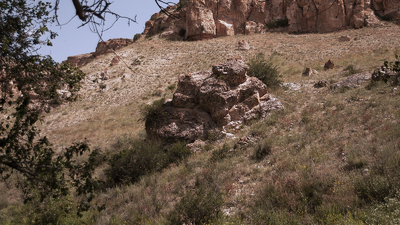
[339,35,351,42]
[238,40,250,50]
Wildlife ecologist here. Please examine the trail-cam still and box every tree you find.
[0,0,99,213]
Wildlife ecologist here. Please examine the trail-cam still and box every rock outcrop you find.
[143,0,397,40]
[67,38,132,67]
[146,57,283,141]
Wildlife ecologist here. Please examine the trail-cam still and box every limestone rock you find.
[302,67,317,76]
[110,56,121,66]
[146,58,283,141]
[143,0,391,39]
[333,72,371,89]
[95,38,132,56]
[67,53,95,67]
[339,35,351,42]
[238,40,250,50]
[314,80,329,88]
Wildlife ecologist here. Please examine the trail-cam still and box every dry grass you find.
[2,23,400,224]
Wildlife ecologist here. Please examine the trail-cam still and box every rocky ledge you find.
[146,57,283,141]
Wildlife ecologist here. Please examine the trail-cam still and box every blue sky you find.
[38,0,179,62]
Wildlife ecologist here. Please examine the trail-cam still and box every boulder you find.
[110,56,121,66]
[314,80,329,88]
[94,38,132,56]
[324,59,335,70]
[333,72,370,89]
[146,58,283,141]
[238,40,250,50]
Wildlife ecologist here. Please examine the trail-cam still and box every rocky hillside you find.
[2,20,400,224]
[143,0,400,40]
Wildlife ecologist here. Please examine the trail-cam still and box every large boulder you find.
[146,58,283,141]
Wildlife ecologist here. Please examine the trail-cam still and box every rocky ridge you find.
[144,0,399,40]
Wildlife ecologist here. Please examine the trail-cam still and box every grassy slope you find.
[1,23,400,224]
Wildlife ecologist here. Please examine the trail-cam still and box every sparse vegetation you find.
[265,18,289,29]
[247,53,282,89]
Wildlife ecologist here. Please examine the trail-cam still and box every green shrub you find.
[106,139,168,185]
[141,98,168,127]
[210,143,231,162]
[133,33,141,42]
[265,19,289,29]
[343,64,361,77]
[167,184,223,225]
[381,54,400,86]
[252,139,272,161]
[105,137,191,186]
[247,53,282,89]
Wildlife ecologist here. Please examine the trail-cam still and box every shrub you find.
[167,184,223,225]
[343,64,361,77]
[133,33,141,42]
[105,137,191,186]
[252,139,272,161]
[380,54,400,86]
[265,19,289,29]
[247,53,282,89]
[141,98,168,127]
[210,143,231,162]
[106,139,168,185]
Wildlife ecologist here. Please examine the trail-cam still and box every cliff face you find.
[144,0,399,40]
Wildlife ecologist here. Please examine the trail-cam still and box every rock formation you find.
[143,0,397,40]
[67,38,132,67]
[146,57,283,141]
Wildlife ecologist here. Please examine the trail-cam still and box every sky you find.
[38,0,179,62]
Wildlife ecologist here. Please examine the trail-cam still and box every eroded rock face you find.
[146,58,283,141]
[143,0,394,40]
[67,38,132,67]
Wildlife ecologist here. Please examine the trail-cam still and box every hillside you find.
[1,22,400,224]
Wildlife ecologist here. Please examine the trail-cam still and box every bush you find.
[210,143,231,162]
[141,98,168,127]
[343,64,361,77]
[247,53,282,89]
[133,33,141,42]
[105,137,191,186]
[167,184,223,225]
[252,139,272,161]
[106,139,168,185]
[265,19,289,29]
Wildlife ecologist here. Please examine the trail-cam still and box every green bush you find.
[133,33,141,42]
[252,139,272,161]
[105,137,191,186]
[141,98,168,127]
[247,53,282,90]
[210,143,231,162]
[167,184,223,225]
[343,64,361,77]
[106,139,168,185]
[265,19,289,29]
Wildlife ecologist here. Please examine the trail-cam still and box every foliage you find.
[141,97,168,127]
[380,54,400,86]
[343,64,361,77]
[167,174,223,225]
[0,0,98,214]
[133,33,142,42]
[265,19,289,29]
[247,53,282,89]
[105,137,191,186]
[210,143,231,162]
[252,139,272,161]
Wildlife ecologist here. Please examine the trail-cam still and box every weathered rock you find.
[146,58,283,141]
[371,66,398,82]
[211,58,249,86]
[339,35,351,42]
[146,105,217,141]
[95,38,132,56]
[143,0,390,39]
[324,59,335,70]
[302,67,312,76]
[238,40,250,50]
[110,56,121,66]
[67,53,95,67]
[314,80,329,88]
[333,72,370,89]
